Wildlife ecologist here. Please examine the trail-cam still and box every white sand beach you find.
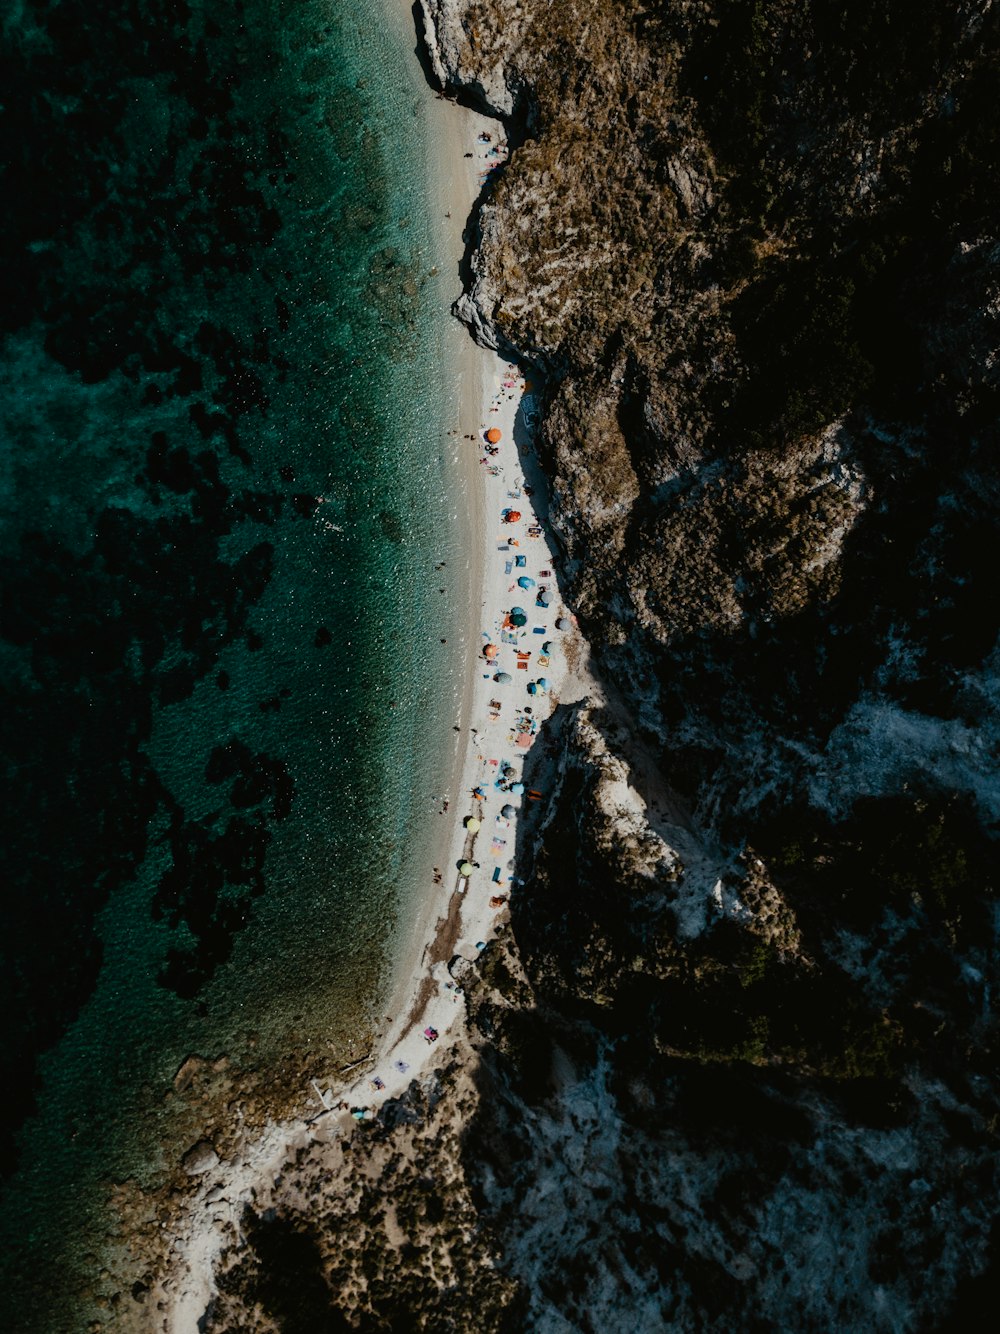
[324,91,591,1126]
[310,33,591,1125]
[157,21,593,1329]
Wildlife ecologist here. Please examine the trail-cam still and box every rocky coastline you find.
[414,1,1000,1326]
[124,1,1000,1328]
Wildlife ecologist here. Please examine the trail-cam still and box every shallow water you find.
[0,0,462,1323]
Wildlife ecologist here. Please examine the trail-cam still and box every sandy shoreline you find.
[334,86,560,1112]
[373,74,490,1059]
[156,9,588,1325]
[313,14,601,1122]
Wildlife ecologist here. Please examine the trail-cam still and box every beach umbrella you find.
[483,643,499,659]
[503,510,521,523]
[459,862,474,877]
[537,678,550,691]
[527,682,537,695]
[556,617,571,630]
[536,590,551,606]
[466,817,481,832]
[486,427,502,443]
[501,804,515,818]
[542,641,553,653]
[517,576,536,588]
[509,613,527,627]
[495,671,512,684]
[510,606,525,615]
[511,782,525,795]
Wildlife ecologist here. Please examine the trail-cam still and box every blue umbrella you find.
[511,782,525,795]
[517,576,536,588]
[527,682,537,695]
[495,671,512,684]
[537,677,550,691]
[542,642,553,653]
[510,606,525,616]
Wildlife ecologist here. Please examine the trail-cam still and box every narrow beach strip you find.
[157,43,586,1332]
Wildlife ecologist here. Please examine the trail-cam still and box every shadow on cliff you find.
[447,699,836,1328]
[408,3,534,337]
[446,690,949,1326]
[509,390,557,527]
[449,787,933,1328]
[212,1207,352,1334]
[407,2,475,112]
[408,1,533,128]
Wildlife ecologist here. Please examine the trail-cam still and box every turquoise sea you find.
[0,0,463,1324]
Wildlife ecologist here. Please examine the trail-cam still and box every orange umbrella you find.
[504,510,521,523]
[486,427,502,444]
[483,643,499,659]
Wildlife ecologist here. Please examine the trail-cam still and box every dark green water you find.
[0,0,461,1324]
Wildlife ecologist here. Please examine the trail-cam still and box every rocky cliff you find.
[418,0,1000,1327]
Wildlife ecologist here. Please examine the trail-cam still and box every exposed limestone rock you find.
[172,1056,206,1094]
[181,1141,220,1176]
[418,0,522,115]
[626,420,867,643]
